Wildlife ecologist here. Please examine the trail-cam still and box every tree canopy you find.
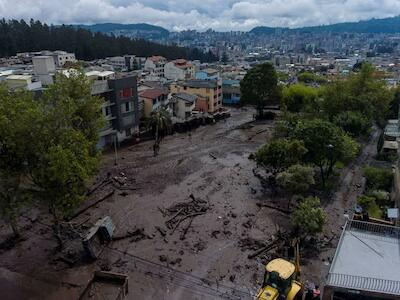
[0,19,218,62]
[0,73,103,243]
[292,197,326,237]
[240,63,281,117]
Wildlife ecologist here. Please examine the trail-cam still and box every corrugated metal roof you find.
[174,93,197,103]
[327,220,400,296]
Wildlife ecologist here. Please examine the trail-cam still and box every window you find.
[119,88,133,99]
[121,101,134,113]
[105,106,112,116]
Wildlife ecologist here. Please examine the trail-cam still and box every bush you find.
[255,139,307,169]
[276,164,315,195]
[292,197,326,236]
[333,111,370,137]
[363,167,393,191]
[357,195,382,219]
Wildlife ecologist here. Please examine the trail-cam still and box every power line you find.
[15,216,254,299]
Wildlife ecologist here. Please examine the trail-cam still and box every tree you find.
[292,197,326,237]
[0,86,42,237]
[363,166,393,191]
[333,111,371,137]
[293,119,359,187]
[322,63,392,125]
[297,72,327,84]
[276,164,315,196]
[31,73,103,247]
[255,139,307,170]
[282,84,319,113]
[240,63,281,118]
[147,108,172,157]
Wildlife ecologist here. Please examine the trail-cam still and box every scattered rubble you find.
[162,194,210,240]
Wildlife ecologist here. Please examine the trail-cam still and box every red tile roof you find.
[139,88,168,99]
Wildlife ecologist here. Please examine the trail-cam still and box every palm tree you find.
[147,108,172,156]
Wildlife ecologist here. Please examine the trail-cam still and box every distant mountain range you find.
[75,23,170,39]
[75,16,400,39]
[250,16,400,35]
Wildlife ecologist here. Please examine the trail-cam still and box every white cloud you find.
[0,0,399,31]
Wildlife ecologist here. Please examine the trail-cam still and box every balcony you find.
[91,80,112,95]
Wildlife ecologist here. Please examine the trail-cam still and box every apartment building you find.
[86,71,140,149]
[170,80,222,114]
[164,59,195,80]
[144,56,167,78]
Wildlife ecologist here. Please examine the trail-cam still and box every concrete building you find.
[170,80,222,114]
[50,50,76,67]
[195,68,220,80]
[164,59,195,81]
[5,74,42,91]
[139,88,170,118]
[323,220,400,300]
[144,56,167,78]
[86,71,139,149]
[32,56,56,86]
[222,79,241,105]
[171,93,197,120]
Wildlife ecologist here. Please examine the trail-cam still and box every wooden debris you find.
[69,190,115,221]
[162,195,210,237]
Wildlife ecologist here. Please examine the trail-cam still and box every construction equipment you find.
[256,242,303,300]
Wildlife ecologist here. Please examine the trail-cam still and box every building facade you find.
[170,80,222,114]
[164,59,195,81]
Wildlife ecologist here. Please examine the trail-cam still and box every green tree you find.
[333,111,371,137]
[292,197,326,237]
[322,63,392,125]
[293,119,359,187]
[255,139,307,169]
[147,108,172,157]
[363,167,393,191]
[240,63,281,118]
[297,72,327,84]
[31,73,103,246]
[282,84,319,113]
[0,86,42,237]
[276,164,315,195]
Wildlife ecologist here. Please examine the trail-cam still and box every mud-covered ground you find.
[0,108,380,300]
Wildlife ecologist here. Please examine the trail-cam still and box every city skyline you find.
[0,0,400,32]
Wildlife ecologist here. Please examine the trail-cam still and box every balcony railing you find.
[327,273,400,295]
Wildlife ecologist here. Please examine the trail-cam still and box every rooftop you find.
[139,88,168,99]
[327,220,400,296]
[173,93,197,103]
[178,80,218,89]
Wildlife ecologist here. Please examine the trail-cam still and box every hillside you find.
[250,15,400,34]
[76,23,170,39]
[0,19,217,62]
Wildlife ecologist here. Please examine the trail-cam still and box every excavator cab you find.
[256,259,302,300]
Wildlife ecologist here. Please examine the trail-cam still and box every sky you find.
[0,0,400,31]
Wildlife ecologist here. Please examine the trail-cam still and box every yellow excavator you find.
[256,242,303,300]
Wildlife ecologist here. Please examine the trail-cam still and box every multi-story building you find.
[171,93,197,120]
[86,70,140,149]
[164,59,195,80]
[222,79,241,105]
[170,80,222,114]
[138,88,170,118]
[50,50,76,67]
[144,56,167,78]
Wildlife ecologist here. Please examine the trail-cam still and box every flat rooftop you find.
[327,220,400,296]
